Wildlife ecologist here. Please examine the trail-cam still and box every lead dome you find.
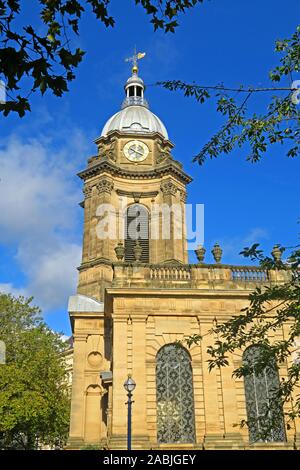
[101,69,168,140]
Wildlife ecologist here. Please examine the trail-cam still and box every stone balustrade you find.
[112,262,290,289]
[230,266,268,282]
[150,265,192,281]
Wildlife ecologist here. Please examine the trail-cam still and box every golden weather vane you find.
[125,47,146,74]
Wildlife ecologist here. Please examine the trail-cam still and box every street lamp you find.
[123,375,136,450]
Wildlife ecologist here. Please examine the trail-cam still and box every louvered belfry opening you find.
[125,204,149,263]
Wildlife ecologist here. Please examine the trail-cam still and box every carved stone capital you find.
[161,180,178,197]
[96,178,114,195]
[83,185,93,198]
[179,189,187,202]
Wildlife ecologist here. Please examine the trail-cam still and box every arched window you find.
[243,345,286,443]
[125,204,149,262]
[156,344,195,444]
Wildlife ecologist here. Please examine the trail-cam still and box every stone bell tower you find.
[76,55,192,303]
[68,54,194,449]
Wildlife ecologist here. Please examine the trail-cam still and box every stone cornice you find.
[94,129,175,149]
[105,288,253,298]
[116,189,159,199]
[78,258,113,271]
[77,159,192,184]
[113,262,271,270]
[69,311,105,319]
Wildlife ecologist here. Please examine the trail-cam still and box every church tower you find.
[76,57,191,303]
[68,55,296,450]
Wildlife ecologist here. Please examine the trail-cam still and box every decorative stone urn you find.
[271,244,282,262]
[114,241,125,261]
[212,243,223,264]
[195,245,206,263]
[133,240,143,262]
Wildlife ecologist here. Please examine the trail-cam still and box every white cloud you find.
[0,130,88,312]
[243,228,269,246]
[150,36,180,76]
[217,228,270,264]
[24,242,81,310]
[0,283,28,298]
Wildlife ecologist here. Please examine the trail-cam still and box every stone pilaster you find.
[160,178,183,263]
[95,177,114,261]
[219,360,244,448]
[68,333,87,447]
[179,188,188,263]
[111,317,128,438]
[131,315,148,438]
[200,321,223,445]
[82,184,93,263]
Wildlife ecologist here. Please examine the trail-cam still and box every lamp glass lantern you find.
[124,375,136,393]
[124,375,136,451]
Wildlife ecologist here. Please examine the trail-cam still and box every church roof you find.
[101,62,168,140]
[101,105,168,139]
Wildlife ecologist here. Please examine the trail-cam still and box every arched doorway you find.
[156,344,196,444]
[125,203,149,262]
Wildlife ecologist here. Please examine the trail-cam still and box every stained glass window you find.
[243,345,286,443]
[156,344,196,444]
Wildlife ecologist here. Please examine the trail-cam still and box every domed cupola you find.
[122,71,148,109]
[101,52,168,140]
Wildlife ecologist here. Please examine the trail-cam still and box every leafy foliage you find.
[187,242,300,440]
[135,0,203,32]
[0,293,70,449]
[0,0,204,116]
[159,20,300,442]
[158,26,300,163]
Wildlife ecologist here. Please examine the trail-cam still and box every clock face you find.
[123,140,149,162]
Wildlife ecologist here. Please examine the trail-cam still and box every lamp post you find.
[123,375,136,450]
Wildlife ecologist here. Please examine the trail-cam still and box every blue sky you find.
[0,0,299,335]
